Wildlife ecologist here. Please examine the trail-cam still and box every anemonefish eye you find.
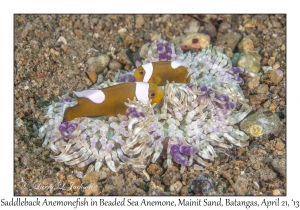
[140,71,144,75]
[150,92,156,98]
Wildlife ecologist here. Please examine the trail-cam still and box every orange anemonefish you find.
[134,60,190,86]
[63,82,164,121]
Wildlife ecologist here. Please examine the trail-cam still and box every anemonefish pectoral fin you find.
[154,76,162,85]
[73,90,105,104]
[148,77,156,84]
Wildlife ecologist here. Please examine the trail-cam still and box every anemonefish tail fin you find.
[63,106,71,122]
[186,75,191,83]
[186,68,194,79]
[63,107,75,122]
[62,102,76,122]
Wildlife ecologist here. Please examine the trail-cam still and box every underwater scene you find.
[14,14,286,196]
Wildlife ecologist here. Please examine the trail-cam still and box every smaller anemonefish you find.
[134,61,190,86]
[63,82,164,122]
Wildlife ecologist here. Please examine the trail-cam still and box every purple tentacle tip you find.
[59,121,78,139]
[116,74,136,82]
[186,83,196,89]
[126,107,145,119]
[216,94,229,102]
[179,145,197,156]
[199,85,208,92]
[236,76,244,85]
[60,97,75,103]
[129,112,141,118]
[157,43,167,61]
[231,67,240,74]
[126,107,136,117]
[165,42,173,60]
[229,102,235,109]
[170,145,192,166]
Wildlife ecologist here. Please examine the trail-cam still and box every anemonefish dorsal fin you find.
[135,82,149,104]
[73,90,105,104]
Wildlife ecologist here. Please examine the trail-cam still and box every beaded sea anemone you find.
[38,38,255,174]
